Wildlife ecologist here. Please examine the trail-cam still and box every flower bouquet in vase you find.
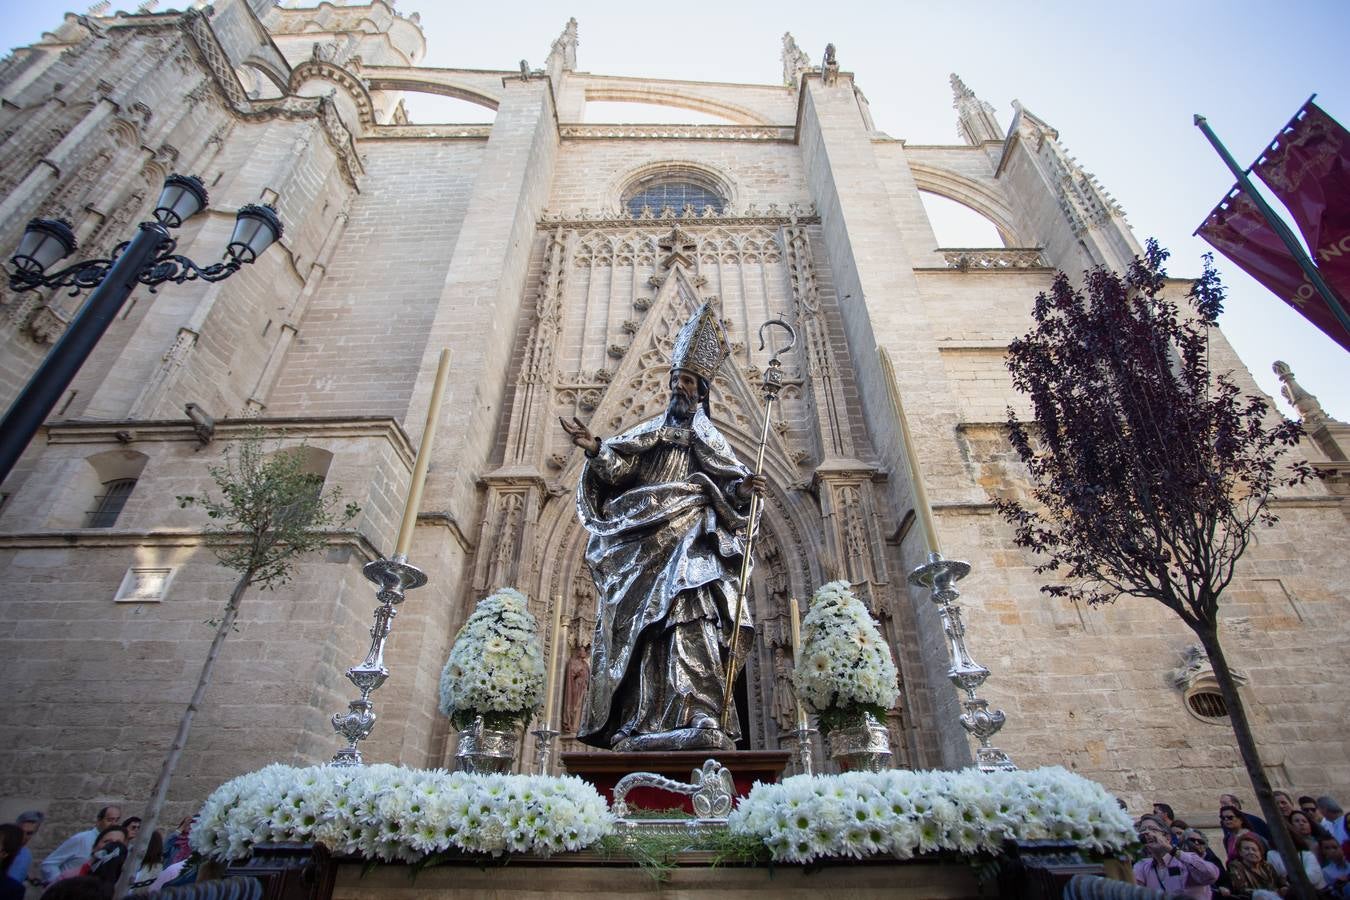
[792,581,900,771]
[439,587,546,773]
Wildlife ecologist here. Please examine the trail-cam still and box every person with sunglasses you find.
[1184,829,1227,879]
[1134,823,1220,898]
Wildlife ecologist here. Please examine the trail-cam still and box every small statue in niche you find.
[562,639,591,735]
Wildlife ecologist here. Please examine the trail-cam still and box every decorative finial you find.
[950,73,974,102]
[1273,360,1328,424]
[781,32,810,88]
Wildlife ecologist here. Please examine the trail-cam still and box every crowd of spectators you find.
[1131,791,1350,898]
[1,806,197,900]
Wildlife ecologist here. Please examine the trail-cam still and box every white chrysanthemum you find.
[728,766,1134,865]
[438,587,547,726]
[192,764,614,864]
[792,581,900,718]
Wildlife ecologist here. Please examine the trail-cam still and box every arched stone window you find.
[268,446,333,525]
[622,167,727,218]
[44,449,150,530]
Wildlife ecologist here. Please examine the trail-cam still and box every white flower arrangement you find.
[728,766,1135,864]
[191,763,615,863]
[791,581,899,733]
[439,587,546,730]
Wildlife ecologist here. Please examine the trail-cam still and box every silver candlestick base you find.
[331,555,428,766]
[908,550,1015,773]
[531,727,560,774]
[792,724,816,776]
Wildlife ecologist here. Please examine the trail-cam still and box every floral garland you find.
[792,581,899,732]
[727,766,1135,864]
[439,587,546,729]
[191,763,614,863]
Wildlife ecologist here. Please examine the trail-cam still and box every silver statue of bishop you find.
[561,303,764,751]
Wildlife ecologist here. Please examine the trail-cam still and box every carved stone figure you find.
[561,302,765,751]
[561,640,590,734]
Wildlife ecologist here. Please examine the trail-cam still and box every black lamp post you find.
[0,173,283,483]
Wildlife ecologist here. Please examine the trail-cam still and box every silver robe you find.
[575,409,755,749]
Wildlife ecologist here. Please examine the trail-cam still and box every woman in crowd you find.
[1268,810,1328,891]
[1216,831,1289,898]
[65,827,126,884]
[128,831,164,891]
[1221,806,1250,860]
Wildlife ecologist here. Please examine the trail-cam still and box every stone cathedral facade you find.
[1,0,1347,840]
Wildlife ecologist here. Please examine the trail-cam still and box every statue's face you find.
[668,369,702,420]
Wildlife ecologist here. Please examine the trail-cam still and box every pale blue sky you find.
[4,0,1347,419]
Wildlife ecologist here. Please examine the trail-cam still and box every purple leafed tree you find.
[996,240,1316,896]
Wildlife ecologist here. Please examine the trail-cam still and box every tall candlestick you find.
[541,596,564,728]
[788,597,808,728]
[394,348,451,558]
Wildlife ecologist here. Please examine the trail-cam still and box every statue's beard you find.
[668,392,698,423]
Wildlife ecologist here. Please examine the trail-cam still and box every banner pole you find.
[1194,113,1350,337]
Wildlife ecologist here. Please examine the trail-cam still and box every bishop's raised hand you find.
[560,416,602,455]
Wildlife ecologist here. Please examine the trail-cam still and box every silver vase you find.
[455,716,520,774]
[825,711,892,772]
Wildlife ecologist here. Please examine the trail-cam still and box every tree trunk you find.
[1195,623,1316,899]
[112,572,252,898]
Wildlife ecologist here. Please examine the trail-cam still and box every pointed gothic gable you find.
[575,261,795,476]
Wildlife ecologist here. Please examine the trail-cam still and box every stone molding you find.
[935,248,1048,270]
[559,124,794,142]
[46,416,417,469]
[366,124,492,140]
[539,203,819,230]
[0,527,382,563]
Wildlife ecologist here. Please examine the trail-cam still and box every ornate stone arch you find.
[289,59,377,126]
[908,162,1021,245]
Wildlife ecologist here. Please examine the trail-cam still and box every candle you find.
[541,596,564,728]
[394,349,451,558]
[789,597,808,729]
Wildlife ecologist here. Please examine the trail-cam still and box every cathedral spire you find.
[949,73,1003,145]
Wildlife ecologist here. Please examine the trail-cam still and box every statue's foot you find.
[613,726,734,752]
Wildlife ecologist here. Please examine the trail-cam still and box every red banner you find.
[1196,190,1350,351]
[1254,102,1350,307]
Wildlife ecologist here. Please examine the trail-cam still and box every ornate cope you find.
[573,408,755,751]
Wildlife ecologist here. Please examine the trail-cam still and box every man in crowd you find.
[38,806,120,885]
[1320,796,1349,846]
[1321,835,1350,899]
[5,812,42,883]
[1134,821,1220,898]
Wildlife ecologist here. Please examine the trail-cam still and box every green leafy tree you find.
[114,432,359,898]
[996,242,1317,897]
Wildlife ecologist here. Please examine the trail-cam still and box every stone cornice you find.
[366,124,492,140]
[559,124,794,142]
[0,527,382,562]
[46,416,416,469]
[539,204,820,230]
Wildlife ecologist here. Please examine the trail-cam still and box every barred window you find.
[85,478,136,528]
[1187,690,1228,720]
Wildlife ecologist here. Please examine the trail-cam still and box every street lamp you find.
[0,173,283,483]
